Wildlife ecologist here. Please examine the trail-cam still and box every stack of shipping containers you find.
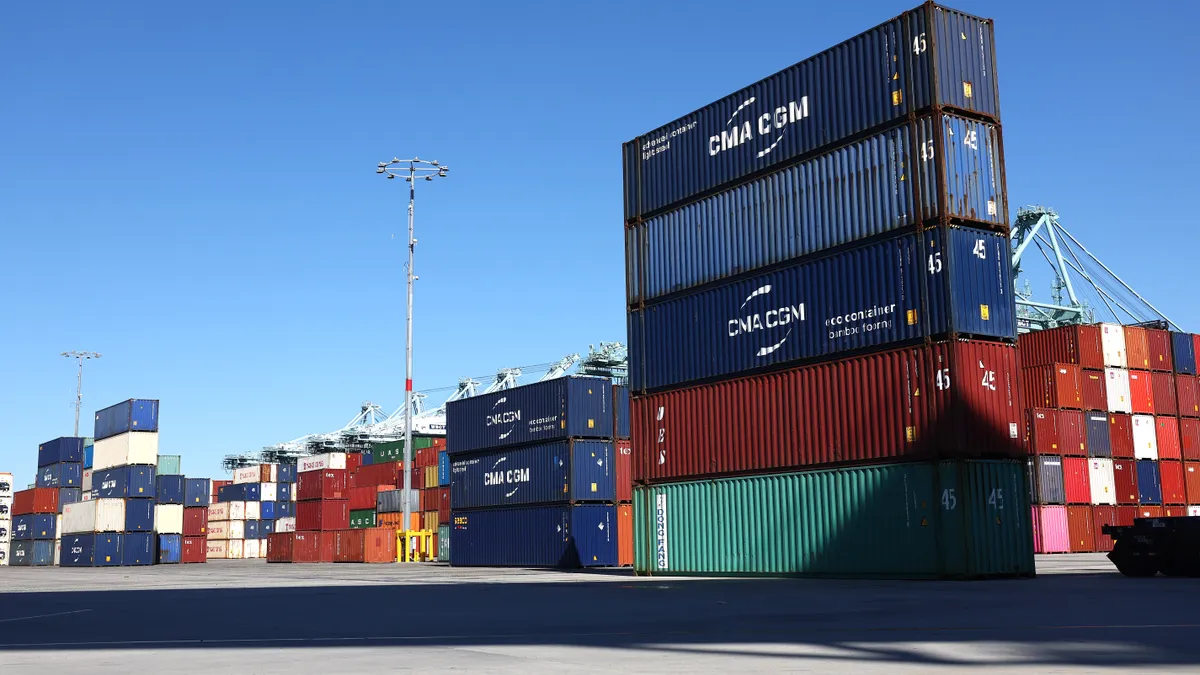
[622,4,1034,578]
[266,453,352,562]
[1018,323,1200,553]
[208,462,296,559]
[446,376,618,567]
[12,437,83,566]
[613,385,633,566]
[0,471,14,566]
[87,399,159,566]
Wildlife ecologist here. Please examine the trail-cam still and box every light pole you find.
[61,350,101,437]
[376,157,448,550]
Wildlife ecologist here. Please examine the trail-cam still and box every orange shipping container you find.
[1123,326,1151,370]
[376,511,421,531]
[617,503,633,567]
[334,528,397,563]
[1185,462,1200,503]
[1066,505,1095,553]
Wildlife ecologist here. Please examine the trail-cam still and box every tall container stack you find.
[612,384,633,567]
[81,399,160,566]
[1018,323,1200,552]
[266,453,352,563]
[207,462,295,560]
[0,471,13,566]
[446,376,619,568]
[622,4,1032,578]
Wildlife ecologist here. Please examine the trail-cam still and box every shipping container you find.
[349,486,385,511]
[278,464,297,483]
[1144,329,1173,371]
[155,504,183,534]
[184,507,208,536]
[630,227,1015,392]
[92,432,158,471]
[613,385,631,441]
[244,501,261,520]
[1058,411,1087,456]
[13,488,58,515]
[1028,456,1064,505]
[371,437,436,465]
[208,501,245,521]
[1124,326,1151,370]
[277,501,295,518]
[1027,409,1059,455]
[615,439,632,502]
[1088,458,1116,506]
[623,3,1000,221]
[438,524,450,562]
[37,437,85,467]
[352,462,404,489]
[94,399,159,441]
[218,482,261,502]
[1109,414,1135,458]
[350,509,377,529]
[635,460,1030,577]
[1137,506,1165,519]
[232,466,259,484]
[294,531,334,563]
[1112,460,1138,505]
[1160,460,1186,505]
[1081,370,1107,411]
[210,480,230,503]
[184,478,211,506]
[1065,506,1095,553]
[1157,417,1182,460]
[261,519,276,536]
[1174,332,1198,375]
[60,533,122,567]
[1136,460,1162,505]
[275,517,296,534]
[1084,413,1111,458]
[1099,324,1127,368]
[447,376,614,455]
[334,527,397,563]
[296,469,348,501]
[62,498,124,534]
[35,462,82,489]
[156,454,181,476]
[1152,372,1178,417]
[120,532,154,566]
[296,499,349,531]
[182,536,206,563]
[10,540,55,566]
[1022,364,1081,410]
[244,519,260,539]
[157,534,182,564]
[1182,419,1200,460]
[83,444,93,469]
[376,489,417,514]
[1092,505,1117,552]
[13,514,56,540]
[438,451,450,487]
[1114,506,1138,527]
[82,468,92,492]
[1132,415,1159,460]
[94,466,156,499]
[1031,506,1069,554]
[1061,457,1090,505]
[124,499,155,532]
[451,440,615,509]
[1017,325,1103,370]
[438,488,451,523]
[451,504,616,568]
[297,453,347,473]
[56,487,81,513]
[1105,368,1132,414]
[633,340,1021,482]
[1128,371,1155,414]
[1184,462,1200,503]
[617,502,633,567]
[277,482,292,502]
[156,475,185,504]
[628,114,1007,306]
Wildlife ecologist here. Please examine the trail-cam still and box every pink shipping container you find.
[630,340,1023,482]
[1017,325,1103,370]
[1031,505,1070,553]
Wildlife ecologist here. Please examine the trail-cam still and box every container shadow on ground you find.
[1,570,1199,669]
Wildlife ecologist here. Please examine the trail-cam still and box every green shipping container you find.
[371,437,436,464]
[157,455,182,476]
[633,460,1034,579]
[350,509,377,529]
[438,524,450,562]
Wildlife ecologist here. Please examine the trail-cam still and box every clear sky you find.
[2,1,1197,484]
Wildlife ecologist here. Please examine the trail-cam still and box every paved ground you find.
[1,553,1198,674]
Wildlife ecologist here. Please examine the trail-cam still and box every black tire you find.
[1110,540,1159,577]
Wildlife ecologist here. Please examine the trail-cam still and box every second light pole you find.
[376,157,448,553]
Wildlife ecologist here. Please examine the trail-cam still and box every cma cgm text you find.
[709,97,809,157]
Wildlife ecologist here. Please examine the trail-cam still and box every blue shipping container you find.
[627,114,1006,305]
[613,385,630,440]
[446,376,614,455]
[185,478,211,506]
[14,514,56,540]
[261,519,276,536]
[121,532,155,566]
[276,501,295,518]
[276,482,292,502]
[84,444,94,469]
[218,482,261,502]
[450,504,616,568]
[629,226,1015,392]
[10,540,55,566]
[57,487,82,513]
[157,534,182,564]
[37,461,83,488]
[1136,460,1162,505]
[124,499,155,532]
[438,451,450,487]
[622,4,999,221]
[1172,332,1197,375]
[260,501,277,521]
[156,475,185,504]
[94,465,156,499]
[61,533,122,567]
[38,437,84,467]
[278,464,296,483]
[1085,413,1111,457]
[360,449,374,466]
[245,520,260,540]
[451,440,615,509]
[94,398,159,441]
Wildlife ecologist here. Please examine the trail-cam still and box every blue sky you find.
[2,1,1197,483]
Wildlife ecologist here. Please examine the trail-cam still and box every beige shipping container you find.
[155,505,184,534]
[232,467,259,484]
[244,501,261,520]
[275,517,296,533]
[208,520,245,540]
[206,539,229,559]
[241,539,261,559]
[298,453,346,473]
[62,499,125,534]
[209,502,246,521]
[92,432,159,471]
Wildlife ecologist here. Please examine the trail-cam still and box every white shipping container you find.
[1088,459,1116,506]
[260,483,277,502]
[82,469,93,492]
[242,539,261,559]
[1132,414,1159,459]
[0,495,12,517]
[298,453,346,473]
[1106,368,1132,414]
[155,504,184,535]
[244,501,261,520]
[275,517,296,533]
[92,432,159,471]
[81,491,93,502]
[206,539,229,559]
[1189,506,1200,517]
[227,539,243,559]
[0,472,14,498]
[209,502,246,521]
[54,539,61,566]
[0,518,11,543]
[1101,323,1128,368]
[62,499,125,534]
[232,467,260,485]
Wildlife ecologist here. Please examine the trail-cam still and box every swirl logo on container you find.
[708,96,810,159]
[727,284,806,357]
[486,396,521,440]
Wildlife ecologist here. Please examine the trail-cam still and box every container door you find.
[1088,459,1116,506]
[1100,323,1127,368]
[1132,415,1159,460]
[1106,369,1132,414]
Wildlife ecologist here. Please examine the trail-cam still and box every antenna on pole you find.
[61,350,101,437]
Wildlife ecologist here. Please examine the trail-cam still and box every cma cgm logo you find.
[727,285,806,357]
[709,96,809,158]
[487,396,520,440]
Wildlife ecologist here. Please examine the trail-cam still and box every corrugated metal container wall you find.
[1061,457,1090,504]
[627,114,1006,306]
[1157,417,1181,459]
[62,499,124,534]
[57,487,82,512]
[93,399,159,441]
[351,462,403,489]
[1178,376,1200,417]
[1092,506,1117,552]
[617,503,633,567]
[184,507,208,536]
[450,504,616,568]
[157,454,182,476]
[296,500,350,531]
[1160,461,1186,504]
[615,440,632,502]
[121,532,154,566]
[1031,506,1069,554]
[157,534,182,564]
[37,437,84,467]
[1106,368,1132,414]
[36,462,82,488]
[297,453,347,473]
[1028,456,1064,504]
[1132,415,1158,460]
[1022,364,1081,410]
[622,4,1000,221]
[1174,332,1197,374]
[1081,370,1107,411]
[450,440,614,509]
[13,514,56,540]
[1182,420,1200,460]
[1152,372,1178,416]
[1109,414,1135,458]
[12,488,58,515]
[633,460,1032,578]
[1185,463,1200,503]
[1085,413,1111,457]
[93,466,156,499]
[185,478,211,506]
[156,475,185,504]
[1099,324,1127,368]
[1065,506,1094,553]
[1028,410,1058,454]
[613,385,631,440]
[181,536,205,563]
[1058,411,1087,456]
[1088,459,1116,506]
[217,483,260,502]
[1146,329,1173,371]
[1124,326,1151,370]
[1128,371,1154,414]
[631,340,1021,482]
[1136,460,1162,504]
[1016,325,1103,369]
[1112,460,1138,504]
[124,499,155,532]
[631,227,1015,392]
[446,376,614,455]
[438,451,450,487]
[296,469,348,501]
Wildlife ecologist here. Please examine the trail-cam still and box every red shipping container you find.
[1115,506,1138,527]
[296,469,348,501]
[266,532,293,562]
[420,487,437,512]
[1127,371,1155,414]
[438,487,450,524]
[412,466,425,491]
[1146,329,1174,372]
[211,480,231,503]
[1179,376,1200,418]
[1091,506,1117,552]
[1062,457,1091,504]
[1124,326,1151,370]
[1065,505,1095,553]
[352,462,403,489]
[346,453,364,474]
[1112,460,1139,504]
[296,499,350,531]
[1156,417,1182,459]
[617,503,633,567]
[334,527,396,563]
[1081,370,1107,411]
[1058,410,1087,456]
[1022,364,1082,410]
[1109,414,1135,458]
[293,531,334,563]
[1184,462,1200,503]
[1151,372,1178,417]
[1182,419,1200,460]
[1160,460,1186,505]
[1137,506,1164,519]
[349,485,391,511]
[12,488,58,515]
[183,507,209,536]
[615,439,632,501]
[181,536,207,563]
[632,341,1023,482]
[1017,324,1104,369]
[1163,506,1190,517]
